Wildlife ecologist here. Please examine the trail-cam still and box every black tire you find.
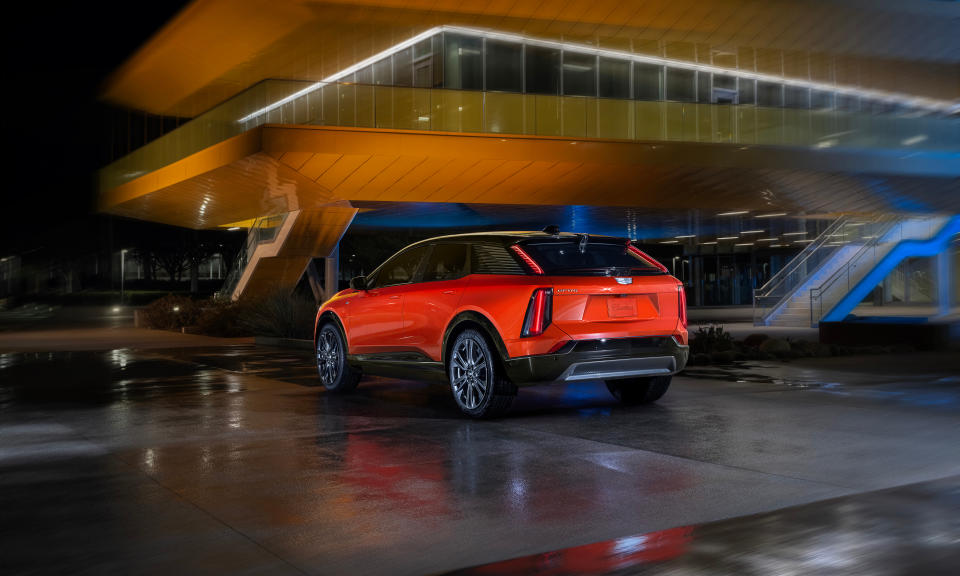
[316,323,361,393]
[605,375,672,405]
[448,328,516,418]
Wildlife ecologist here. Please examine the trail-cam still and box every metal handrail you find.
[808,215,930,325]
[754,216,848,298]
[752,216,849,325]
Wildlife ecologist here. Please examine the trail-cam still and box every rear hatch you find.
[518,236,682,340]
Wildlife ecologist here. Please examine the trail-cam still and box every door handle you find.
[388,295,401,299]
[442,290,457,295]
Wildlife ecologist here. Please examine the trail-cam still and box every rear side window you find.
[470,243,525,275]
[368,245,429,288]
[422,243,468,282]
[519,240,662,276]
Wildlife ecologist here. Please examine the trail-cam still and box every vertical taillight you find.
[511,245,544,275]
[678,284,688,329]
[626,242,669,273]
[521,288,553,337]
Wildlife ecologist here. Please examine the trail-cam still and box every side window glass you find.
[370,246,428,288]
[422,244,467,282]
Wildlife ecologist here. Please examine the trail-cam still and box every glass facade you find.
[325,30,946,116]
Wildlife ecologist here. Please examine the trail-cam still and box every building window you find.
[738,78,756,105]
[696,71,711,103]
[634,63,662,101]
[485,40,523,92]
[443,34,483,90]
[525,45,560,95]
[394,47,413,87]
[784,86,810,109]
[598,57,630,99]
[355,65,373,85]
[562,52,596,96]
[373,58,392,85]
[836,94,860,112]
[665,67,696,102]
[757,81,783,107]
[811,90,833,109]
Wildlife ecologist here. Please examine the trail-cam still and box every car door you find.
[347,245,429,355]
[402,242,469,360]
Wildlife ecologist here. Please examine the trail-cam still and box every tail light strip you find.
[626,243,669,273]
[678,284,688,329]
[521,287,553,337]
[510,244,544,275]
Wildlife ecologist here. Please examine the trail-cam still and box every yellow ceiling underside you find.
[101,125,960,229]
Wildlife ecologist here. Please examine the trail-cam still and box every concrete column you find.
[324,245,339,302]
[937,249,952,317]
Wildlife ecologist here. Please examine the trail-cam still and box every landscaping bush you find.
[239,291,316,340]
[690,324,735,355]
[139,294,201,330]
[196,299,251,337]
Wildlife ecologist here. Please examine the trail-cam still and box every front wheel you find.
[448,329,516,418]
[605,375,672,405]
[316,323,360,393]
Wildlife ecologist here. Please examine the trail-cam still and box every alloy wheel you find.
[451,335,490,410]
[317,328,341,387]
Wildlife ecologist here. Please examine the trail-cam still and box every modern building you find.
[98,0,960,326]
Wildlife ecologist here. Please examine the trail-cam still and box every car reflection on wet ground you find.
[1,343,959,575]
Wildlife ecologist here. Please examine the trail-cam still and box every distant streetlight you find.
[120,249,128,303]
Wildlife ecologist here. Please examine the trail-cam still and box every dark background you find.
[2,2,188,254]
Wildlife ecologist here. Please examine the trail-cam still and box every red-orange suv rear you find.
[314,229,689,418]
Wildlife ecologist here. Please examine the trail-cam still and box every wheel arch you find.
[315,310,348,351]
[442,311,510,370]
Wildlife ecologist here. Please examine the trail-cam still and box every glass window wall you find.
[563,52,596,96]
[666,68,696,102]
[598,57,630,99]
[634,63,663,101]
[525,45,560,94]
[485,40,523,92]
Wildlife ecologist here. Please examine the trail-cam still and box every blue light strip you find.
[822,215,960,322]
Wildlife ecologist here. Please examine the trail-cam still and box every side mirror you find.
[349,276,367,291]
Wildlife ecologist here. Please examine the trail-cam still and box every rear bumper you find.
[503,336,689,385]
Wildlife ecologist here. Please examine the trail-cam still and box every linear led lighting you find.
[782,231,808,236]
[234,24,960,124]
[716,236,739,241]
[794,239,815,243]
[740,229,765,234]
[717,211,749,216]
[757,238,779,242]
[755,212,788,218]
[700,241,718,245]
[675,234,696,239]
[735,242,754,247]
[660,240,680,244]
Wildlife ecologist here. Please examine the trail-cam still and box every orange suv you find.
[314,228,688,417]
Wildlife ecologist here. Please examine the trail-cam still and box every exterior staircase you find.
[755,214,955,327]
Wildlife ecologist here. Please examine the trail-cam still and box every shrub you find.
[139,294,201,330]
[690,324,734,355]
[196,299,251,337]
[742,333,770,349]
[239,291,316,339]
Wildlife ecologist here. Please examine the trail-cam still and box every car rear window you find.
[518,239,663,276]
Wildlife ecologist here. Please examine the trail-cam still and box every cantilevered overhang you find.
[99,125,960,229]
[103,0,960,117]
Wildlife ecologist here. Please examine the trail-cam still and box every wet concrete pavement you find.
[2,340,960,574]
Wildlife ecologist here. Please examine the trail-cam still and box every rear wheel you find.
[316,323,360,393]
[448,329,515,418]
[605,375,672,405]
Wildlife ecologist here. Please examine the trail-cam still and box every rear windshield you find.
[519,239,664,276]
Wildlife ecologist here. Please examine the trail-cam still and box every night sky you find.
[2,1,188,253]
